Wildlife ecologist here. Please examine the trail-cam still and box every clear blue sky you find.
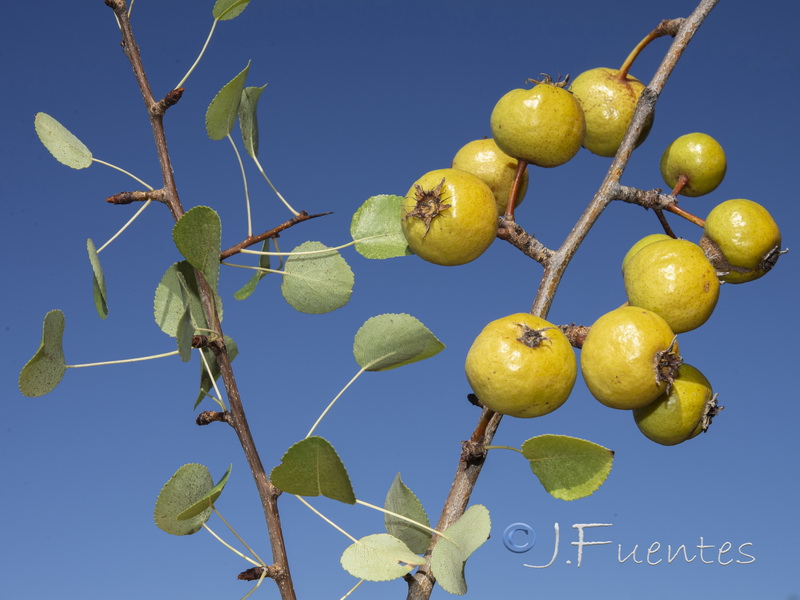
[2,1,798,599]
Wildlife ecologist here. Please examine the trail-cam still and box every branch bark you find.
[406,1,719,597]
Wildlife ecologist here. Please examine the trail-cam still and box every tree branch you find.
[103,2,297,598]
[406,1,719,597]
[220,211,332,260]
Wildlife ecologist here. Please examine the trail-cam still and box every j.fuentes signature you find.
[503,522,755,567]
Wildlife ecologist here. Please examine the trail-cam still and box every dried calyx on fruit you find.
[580,306,682,410]
[634,363,723,446]
[401,168,498,266]
[700,199,784,284]
[465,313,577,418]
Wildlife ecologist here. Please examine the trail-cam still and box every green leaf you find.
[233,239,271,300]
[521,434,614,501]
[429,505,491,595]
[281,241,354,314]
[176,304,194,363]
[154,464,214,536]
[238,85,267,159]
[19,310,67,397]
[172,206,222,292]
[154,261,223,338]
[212,0,251,20]
[350,195,412,259]
[177,464,232,520]
[206,62,251,140]
[384,473,431,554]
[86,239,108,319]
[353,313,444,371]
[340,534,425,582]
[195,335,238,408]
[34,112,92,169]
[270,437,356,504]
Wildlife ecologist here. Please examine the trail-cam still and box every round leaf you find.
[429,505,491,595]
[340,534,424,582]
[281,242,354,314]
[34,112,92,169]
[353,313,444,371]
[19,310,67,397]
[172,206,222,292]
[154,464,214,536]
[270,437,356,504]
[176,464,232,520]
[521,434,614,501]
[350,195,412,259]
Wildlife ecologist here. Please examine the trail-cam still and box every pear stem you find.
[503,159,528,222]
[663,175,706,227]
[666,203,706,228]
[654,209,678,238]
[618,19,684,79]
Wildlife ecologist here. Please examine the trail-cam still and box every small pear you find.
[490,77,586,168]
[634,364,719,446]
[701,199,782,283]
[660,133,727,196]
[452,138,528,215]
[623,238,719,334]
[570,67,653,157]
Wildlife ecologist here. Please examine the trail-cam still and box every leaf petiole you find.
[66,349,180,368]
[175,18,219,90]
[483,445,524,454]
[227,133,253,237]
[306,367,366,438]
[355,499,452,542]
[293,495,358,543]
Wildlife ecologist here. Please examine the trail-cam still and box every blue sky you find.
[2,1,799,599]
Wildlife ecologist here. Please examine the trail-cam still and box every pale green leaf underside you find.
[239,85,267,159]
[353,313,444,371]
[34,112,92,169]
[154,463,214,536]
[19,309,67,397]
[522,434,614,501]
[281,241,354,314]
[206,61,251,140]
[154,261,223,338]
[340,534,424,582]
[177,464,232,520]
[233,239,271,300]
[172,206,222,292]
[350,195,412,259]
[195,335,238,408]
[430,505,491,595]
[86,238,108,320]
[212,0,251,20]
[384,473,431,554]
[270,436,356,504]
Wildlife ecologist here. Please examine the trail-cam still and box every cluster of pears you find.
[400,63,656,266]
[397,43,783,447]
